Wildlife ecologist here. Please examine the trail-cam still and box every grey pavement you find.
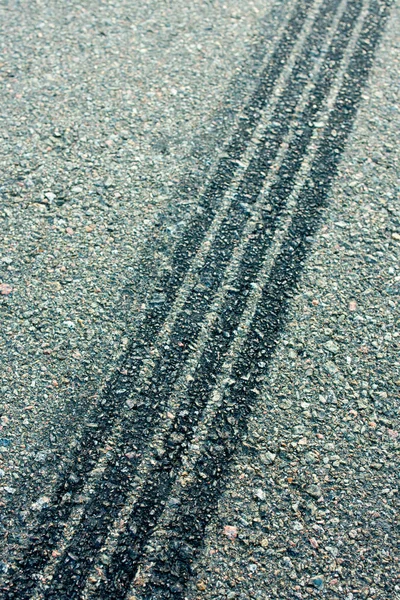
[0,0,398,598]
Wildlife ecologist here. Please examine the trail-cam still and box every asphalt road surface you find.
[0,0,399,599]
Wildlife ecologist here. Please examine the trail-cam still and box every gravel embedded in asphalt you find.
[0,0,398,597]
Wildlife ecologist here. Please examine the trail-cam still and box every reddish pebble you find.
[223,525,238,540]
[66,227,74,235]
[349,300,357,311]
[0,283,13,295]
[309,537,319,549]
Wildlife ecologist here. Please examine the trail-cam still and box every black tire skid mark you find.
[40,0,352,596]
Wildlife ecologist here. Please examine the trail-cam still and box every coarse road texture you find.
[0,0,399,599]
